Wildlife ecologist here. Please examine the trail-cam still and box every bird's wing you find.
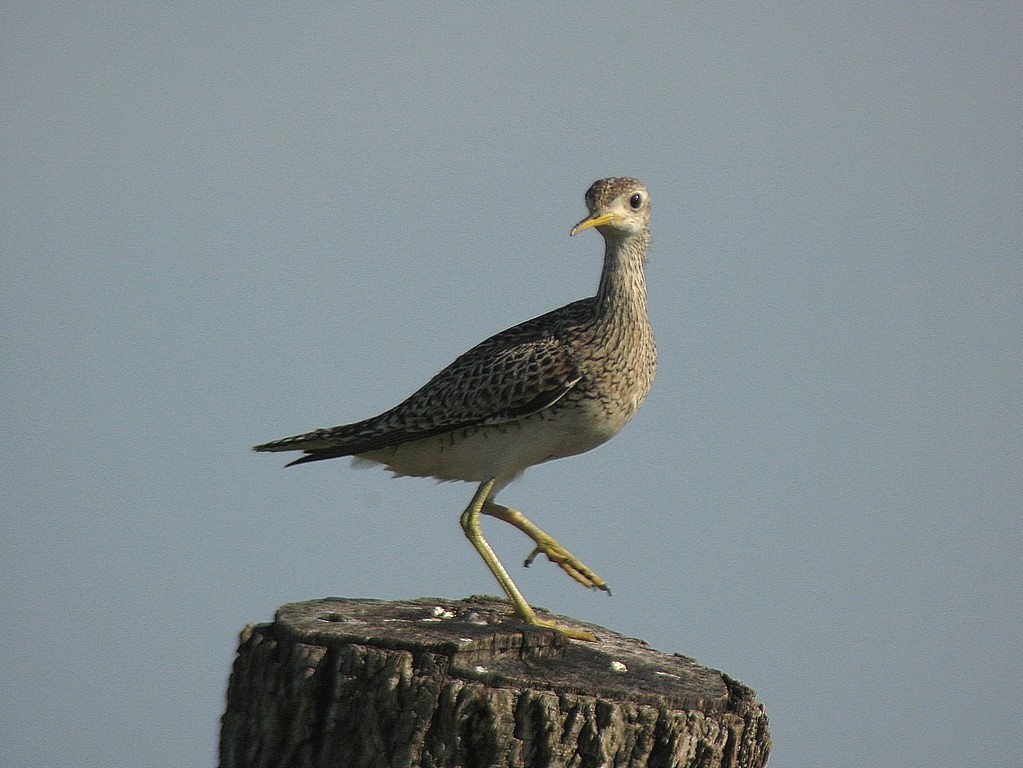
[253,302,588,462]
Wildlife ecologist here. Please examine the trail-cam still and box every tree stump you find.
[220,596,770,768]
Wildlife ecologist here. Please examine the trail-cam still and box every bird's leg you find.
[461,480,596,642]
[481,500,610,595]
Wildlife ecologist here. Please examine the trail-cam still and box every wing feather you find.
[253,301,590,463]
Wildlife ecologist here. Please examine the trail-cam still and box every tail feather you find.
[252,429,337,453]
[252,426,359,458]
[254,410,481,466]
[283,449,352,467]
[253,421,393,466]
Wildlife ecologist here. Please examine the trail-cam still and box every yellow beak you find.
[570,212,618,237]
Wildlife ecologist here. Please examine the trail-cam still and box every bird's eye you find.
[629,193,644,209]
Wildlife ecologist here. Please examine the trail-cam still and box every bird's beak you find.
[570,212,618,237]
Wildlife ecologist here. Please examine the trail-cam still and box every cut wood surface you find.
[220,596,770,768]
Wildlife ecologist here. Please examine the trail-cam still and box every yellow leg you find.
[481,499,610,594]
[461,480,596,641]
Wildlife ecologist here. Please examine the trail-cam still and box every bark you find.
[220,596,770,768]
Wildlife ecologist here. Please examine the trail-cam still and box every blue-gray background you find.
[3,5,1020,767]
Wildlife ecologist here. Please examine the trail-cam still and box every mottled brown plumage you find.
[255,177,656,640]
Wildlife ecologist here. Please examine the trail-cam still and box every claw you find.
[522,539,610,593]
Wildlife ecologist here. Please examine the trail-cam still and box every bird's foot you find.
[523,538,610,595]
[530,616,598,642]
[480,500,611,595]
[506,605,597,641]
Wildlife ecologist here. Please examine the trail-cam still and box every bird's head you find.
[570,177,651,239]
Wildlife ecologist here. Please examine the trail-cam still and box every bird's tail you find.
[253,420,390,466]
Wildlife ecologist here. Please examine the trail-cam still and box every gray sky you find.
[3,4,1020,766]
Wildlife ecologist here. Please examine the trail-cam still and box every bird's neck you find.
[595,232,650,323]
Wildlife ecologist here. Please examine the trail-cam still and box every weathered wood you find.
[220,596,770,768]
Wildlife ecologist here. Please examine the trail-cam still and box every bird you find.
[254,177,656,641]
